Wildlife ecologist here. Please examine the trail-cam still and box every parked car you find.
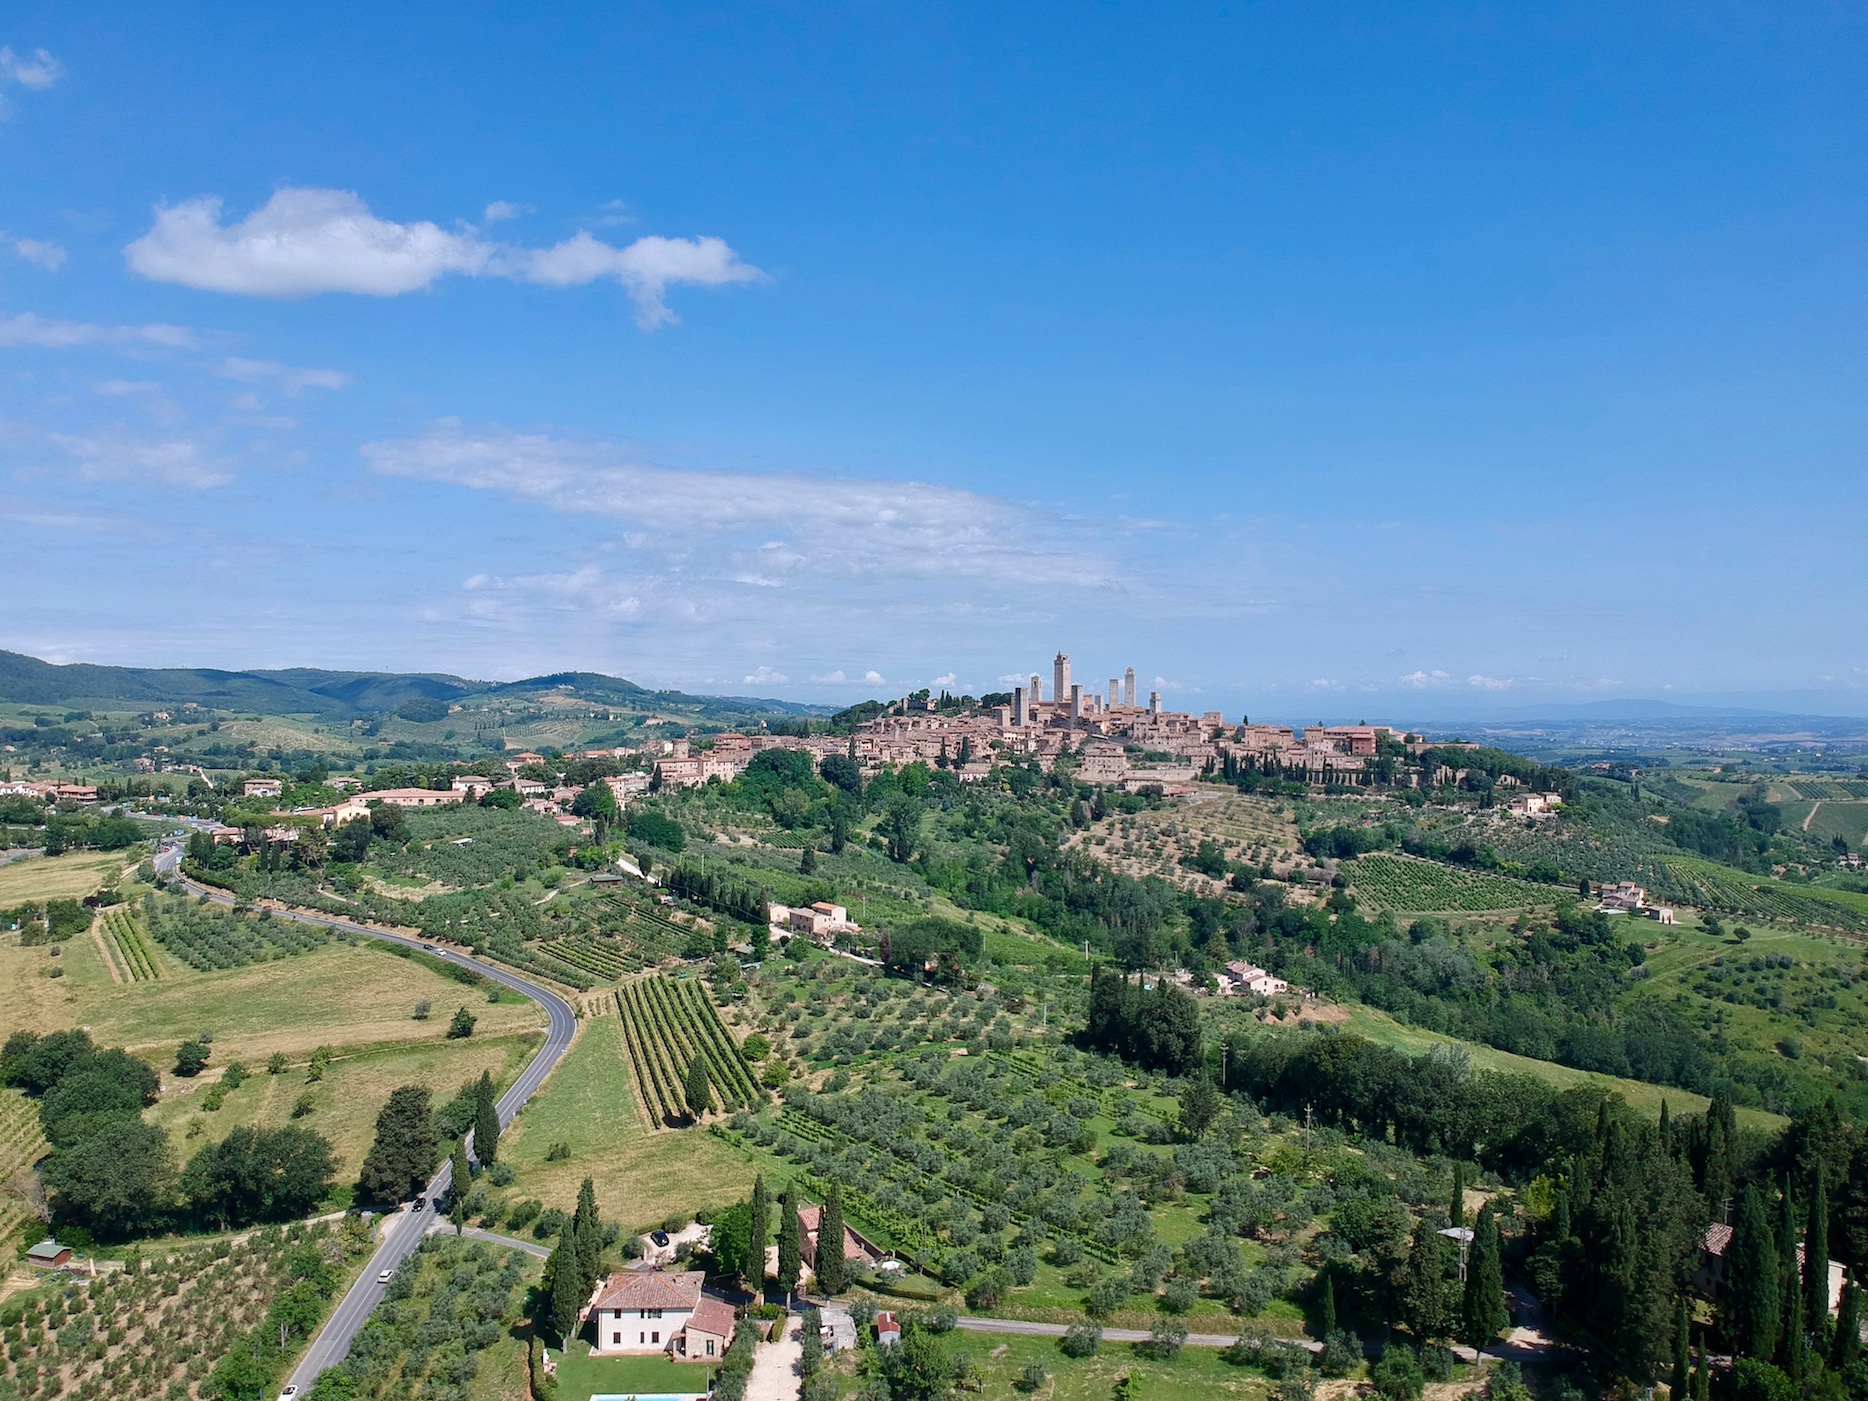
[650,1230,670,1247]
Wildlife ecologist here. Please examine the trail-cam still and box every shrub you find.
[1060,1322,1101,1357]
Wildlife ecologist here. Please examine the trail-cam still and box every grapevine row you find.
[615,985,682,1125]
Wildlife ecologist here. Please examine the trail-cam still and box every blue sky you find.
[3,4,1865,718]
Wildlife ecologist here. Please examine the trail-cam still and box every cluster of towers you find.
[1010,652,1158,727]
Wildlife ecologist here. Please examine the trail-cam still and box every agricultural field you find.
[0,850,127,905]
[308,1233,536,1401]
[745,954,1054,1074]
[495,1011,756,1233]
[0,1217,368,1401]
[615,973,765,1124]
[0,1089,51,1251]
[1345,854,1559,913]
[1661,857,1868,931]
[95,905,166,982]
[1781,798,1868,850]
[1069,793,1301,893]
[146,1030,539,1199]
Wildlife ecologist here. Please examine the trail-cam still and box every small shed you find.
[875,1311,901,1347]
[26,1240,72,1269]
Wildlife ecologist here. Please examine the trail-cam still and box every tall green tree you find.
[1670,1296,1690,1398]
[1450,1162,1466,1231]
[450,1137,471,1205]
[573,1176,603,1298]
[43,1117,175,1238]
[1398,1222,1451,1343]
[1805,1161,1830,1343]
[1727,1184,1781,1362]
[1319,1271,1337,1338]
[472,1070,500,1167]
[1775,1178,1801,1375]
[816,1184,849,1295]
[1460,1203,1507,1351]
[1178,1076,1221,1140]
[749,1173,770,1288]
[777,1187,803,1294]
[356,1085,438,1206]
[1832,1275,1860,1373]
[551,1226,584,1344]
[683,1055,712,1119]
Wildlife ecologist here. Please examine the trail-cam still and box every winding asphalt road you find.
[165,849,578,1396]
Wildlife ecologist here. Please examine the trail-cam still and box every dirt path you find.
[1805,800,1823,832]
[87,913,125,985]
[745,1313,802,1401]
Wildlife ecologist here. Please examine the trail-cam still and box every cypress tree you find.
[1319,1271,1337,1339]
[816,1184,848,1295]
[1832,1275,1860,1373]
[1776,1177,1801,1372]
[1450,1162,1466,1231]
[473,1070,500,1167]
[1692,1350,1709,1401]
[1727,1184,1780,1361]
[1398,1223,1450,1343]
[684,1055,712,1120]
[777,1187,803,1294]
[450,1136,471,1204]
[1460,1203,1508,1351]
[551,1227,584,1343]
[749,1174,770,1289]
[1783,1278,1805,1386]
[1659,1099,1672,1155]
[1670,1296,1690,1398]
[1806,1161,1831,1340]
[574,1176,603,1297]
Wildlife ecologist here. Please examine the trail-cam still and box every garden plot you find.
[1069,795,1302,893]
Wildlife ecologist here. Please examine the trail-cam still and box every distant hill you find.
[0,650,828,720]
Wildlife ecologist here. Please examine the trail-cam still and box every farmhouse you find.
[583,1268,735,1360]
[1219,961,1289,997]
[242,778,283,798]
[798,1203,885,1274]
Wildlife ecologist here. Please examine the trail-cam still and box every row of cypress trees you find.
[547,1178,608,1343]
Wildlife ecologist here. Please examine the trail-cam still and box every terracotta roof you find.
[1703,1223,1734,1256]
[590,1269,703,1313]
[687,1297,736,1338]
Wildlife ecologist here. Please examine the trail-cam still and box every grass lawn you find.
[913,1330,1282,1400]
[0,849,130,904]
[0,937,546,1063]
[148,1029,540,1196]
[1341,1004,1787,1133]
[551,1341,710,1400]
[502,1010,759,1230]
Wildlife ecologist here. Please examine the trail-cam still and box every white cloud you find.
[217,356,351,394]
[1466,674,1515,690]
[50,432,232,489]
[1400,669,1453,688]
[482,201,528,224]
[94,379,157,396]
[362,423,1118,588]
[810,670,849,684]
[0,47,62,90]
[743,666,788,686]
[863,670,886,685]
[12,238,65,270]
[125,187,764,328]
[0,310,196,350]
[932,672,958,688]
[462,565,640,617]
[1309,678,1343,690]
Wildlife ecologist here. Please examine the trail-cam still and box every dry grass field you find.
[0,850,128,905]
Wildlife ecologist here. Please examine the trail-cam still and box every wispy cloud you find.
[125,187,765,329]
[0,46,61,117]
[743,666,788,686]
[1466,674,1515,690]
[50,431,233,489]
[1400,669,1453,688]
[363,422,1122,589]
[462,566,641,617]
[94,379,158,396]
[217,356,351,394]
[0,47,62,90]
[0,310,196,350]
[11,238,65,270]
